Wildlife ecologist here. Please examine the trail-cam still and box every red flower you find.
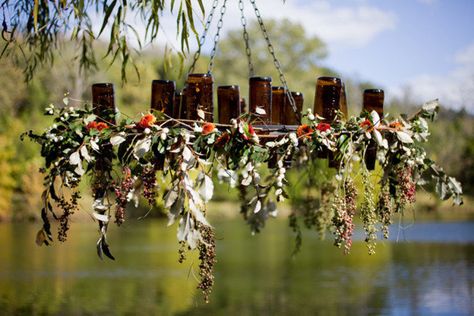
[242,124,256,141]
[86,121,109,132]
[248,124,255,135]
[202,123,216,135]
[360,119,374,132]
[138,114,156,129]
[297,124,314,138]
[316,123,331,132]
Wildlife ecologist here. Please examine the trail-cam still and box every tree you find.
[0,0,206,81]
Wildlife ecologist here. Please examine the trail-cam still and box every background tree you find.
[0,0,205,81]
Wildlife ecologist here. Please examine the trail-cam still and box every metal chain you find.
[249,0,298,117]
[188,0,219,74]
[208,0,228,73]
[239,0,254,77]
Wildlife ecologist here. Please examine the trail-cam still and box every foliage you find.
[23,97,462,301]
[0,0,205,81]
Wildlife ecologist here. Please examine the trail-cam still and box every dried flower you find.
[138,113,156,129]
[297,124,314,138]
[202,123,216,135]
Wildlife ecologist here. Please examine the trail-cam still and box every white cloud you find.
[137,0,397,51]
[393,43,474,111]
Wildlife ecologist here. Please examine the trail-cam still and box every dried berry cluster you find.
[142,166,157,205]
[399,166,416,205]
[113,167,135,226]
[197,225,216,303]
[56,192,80,242]
[377,184,393,239]
[360,170,377,255]
[332,179,357,254]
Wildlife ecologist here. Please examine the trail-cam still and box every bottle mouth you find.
[218,85,240,90]
[152,79,175,84]
[291,91,303,96]
[92,83,114,89]
[364,89,384,94]
[188,73,212,77]
[272,86,285,91]
[317,76,341,84]
[249,76,272,82]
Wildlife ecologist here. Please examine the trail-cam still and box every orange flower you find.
[297,124,314,138]
[96,122,109,131]
[86,121,109,132]
[202,123,216,135]
[138,113,156,129]
[316,123,331,132]
[86,121,98,131]
[389,121,403,130]
[215,132,230,147]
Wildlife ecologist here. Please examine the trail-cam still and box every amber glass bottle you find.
[313,77,342,122]
[363,89,384,170]
[282,91,303,125]
[363,89,384,117]
[185,73,214,121]
[218,85,241,124]
[92,83,116,124]
[340,82,348,119]
[249,76,272,124]
[271,86,285,124]
[151,80,175,116]
[173,91,182,119]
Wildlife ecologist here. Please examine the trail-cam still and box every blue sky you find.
[140,0,474,110]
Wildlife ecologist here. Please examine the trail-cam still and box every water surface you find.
[0,219,473,315]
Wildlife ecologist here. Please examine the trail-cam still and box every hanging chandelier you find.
[23,0,463,304]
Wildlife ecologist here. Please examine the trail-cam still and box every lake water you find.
[0,218,473,315]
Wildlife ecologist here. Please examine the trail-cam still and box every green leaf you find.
[99,0,117,37]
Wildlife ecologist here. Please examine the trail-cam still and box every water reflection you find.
[0,219,472,315]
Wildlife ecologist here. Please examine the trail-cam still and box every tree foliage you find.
[0,0,205,81]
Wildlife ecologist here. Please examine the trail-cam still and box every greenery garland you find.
[23,98,463,302]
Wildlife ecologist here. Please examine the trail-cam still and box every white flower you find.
[230,119,238,129]
[144,128,151,134]
[308,113,315,121]
[275,188,283,196]
[289,133,298,146]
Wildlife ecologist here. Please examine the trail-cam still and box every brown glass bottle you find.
[151,80,175,116]
[282,91,303,125]
[313,77,342,122]
[340,82,348,119]
[362,89,384,170]
[185,73,214,121]
[218,85,241,124]
[363,89,384,117]
[92,83,116,124]
[249,76,272,124]
[271,86,285,124]
[173,91,182,119]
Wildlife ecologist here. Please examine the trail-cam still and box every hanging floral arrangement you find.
[23,98,463,302]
